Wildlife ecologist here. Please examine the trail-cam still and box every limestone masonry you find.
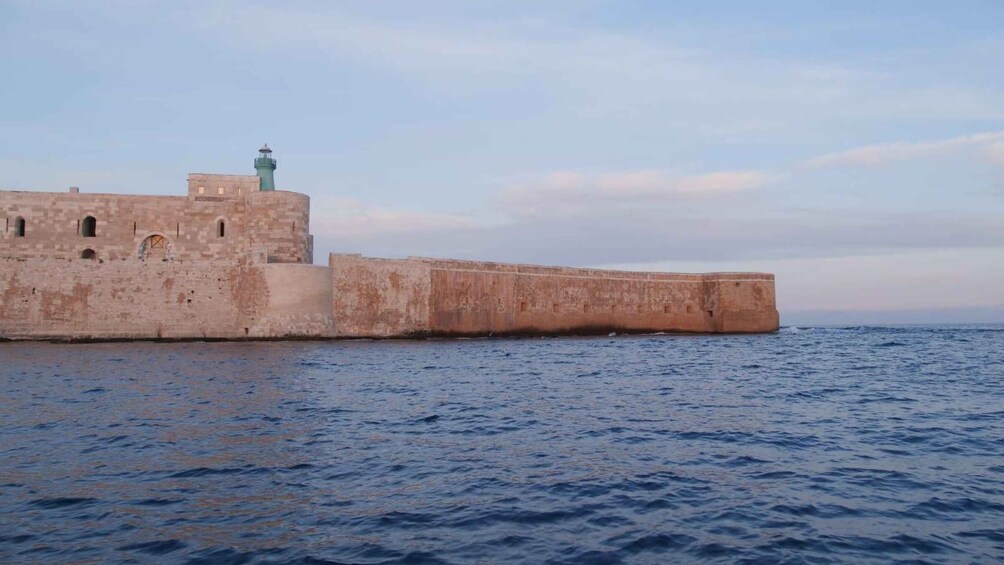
[0,147,778,340]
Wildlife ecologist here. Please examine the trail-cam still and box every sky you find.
[2,1,1003,322]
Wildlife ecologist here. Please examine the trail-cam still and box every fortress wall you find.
[427,265,709,335]
[0,191,251,262]
[0,258,253,339]
[249,264,335,338]
[0,254,776,341]
[705,273,780,333]
[0,258,335,341]
[2,188,313,266]
[328,255,779,338]
[329,254,432,337]
[246,191,312,264]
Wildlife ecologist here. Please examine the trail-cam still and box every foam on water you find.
[1,325,1003,564]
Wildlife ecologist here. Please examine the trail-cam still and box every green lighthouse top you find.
[254,144,277,191]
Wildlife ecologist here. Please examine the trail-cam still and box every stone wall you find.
[0,252,777,341]
[250,263,335,338]
[330,255,432,337]
[246,191,312,264]
[0,257,334,340]
[328,254,779,337]
[0,186,311,264]
[187,173,261,199]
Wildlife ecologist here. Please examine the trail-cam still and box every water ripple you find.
[1,325,1003,563]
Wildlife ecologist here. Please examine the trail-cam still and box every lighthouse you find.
[254,144,277,190]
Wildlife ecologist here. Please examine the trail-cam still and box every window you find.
[14,217,25,237]
[218,186,224,195]
[217,220,225,238]
[237,187,243,196]
[81,249,96,260]
[198,186,205,194]
[81,216,96,237]
[139,234,169,261]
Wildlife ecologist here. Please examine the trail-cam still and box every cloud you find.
[674,171,779,193]
[183,2,1004,131]
[312,197,477,239]
[805,130,1004,168]
[500,169,777,216]
[986,142,1004,166]
[310,195,1004,267]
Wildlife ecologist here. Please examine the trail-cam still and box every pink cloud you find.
[805,130,1004,168]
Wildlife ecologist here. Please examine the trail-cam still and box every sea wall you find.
[328,254,779,337]
[0,257,333,340]
[0,254,776,341]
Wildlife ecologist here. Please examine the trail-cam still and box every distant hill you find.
[782,304,1004,326]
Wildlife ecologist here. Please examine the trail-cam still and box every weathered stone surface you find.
[0,258,335,340]
[0,176,311,264]
[1,172,778,340]
[329,255,779,337]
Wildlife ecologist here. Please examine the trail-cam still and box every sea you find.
[1,325,1003,564]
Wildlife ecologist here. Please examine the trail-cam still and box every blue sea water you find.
[1,325,1003,564]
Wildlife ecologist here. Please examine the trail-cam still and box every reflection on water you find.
[2,328,1004,563]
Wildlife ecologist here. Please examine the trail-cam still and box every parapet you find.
[187,174,261,199]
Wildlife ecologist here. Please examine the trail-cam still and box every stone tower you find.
[254,144,277,191]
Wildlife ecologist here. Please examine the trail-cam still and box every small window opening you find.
[218,186,225,195]
[707,310,714,318]
[553,303,559,313]
[176,223,180,237]
[217,220,225,238]
[81,216,96,237]
[14,217,26,237]
[198,186,205,194]
[664,305,671,314]
[81,249,96,260]
[686,305,693,314]
[583,303,590,313]
[520,302,528,313]
[237,187,243,196]
[133,222,137,236]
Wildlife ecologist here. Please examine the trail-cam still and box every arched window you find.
[81,249,96,260]
[217,220,225,238]
[81,216,96,237]
[138,234,172,261]
[14,217,26,237]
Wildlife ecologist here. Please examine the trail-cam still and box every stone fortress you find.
[0,147,779,340]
